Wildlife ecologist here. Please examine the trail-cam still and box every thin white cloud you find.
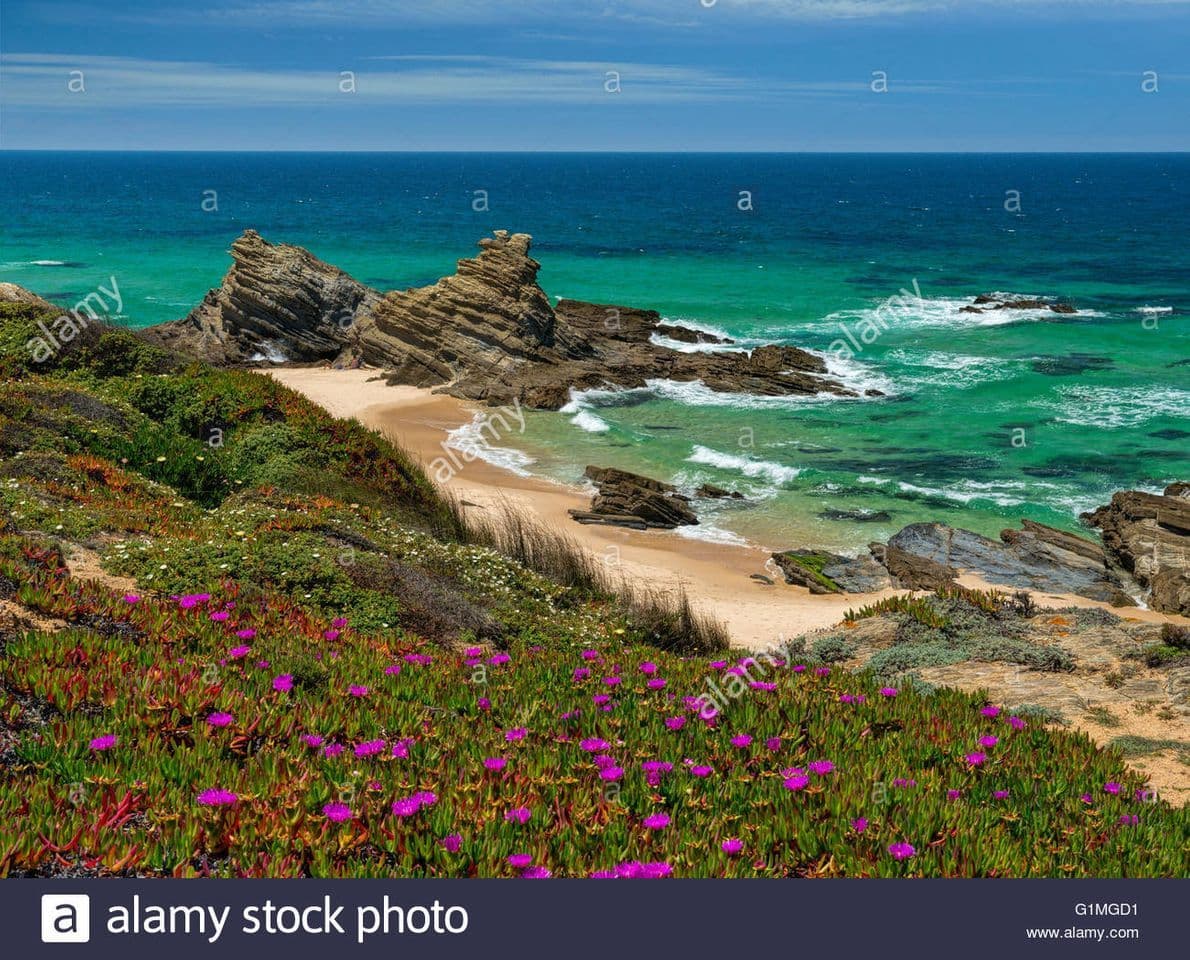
[0,53,946,109]
[89,0,1190,29]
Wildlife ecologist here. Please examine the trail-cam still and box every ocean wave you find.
[817,291,1103,337]
[674,521,749,547]
[815,350,900,396]
[559,390,613,433]
[247,341,288,363]
[1037,385,1190,429]
[1134,305,1173,315]
[686,445,800,486]
[444,415,536,477]
[645,378,861,410]
[883,349,1023,390]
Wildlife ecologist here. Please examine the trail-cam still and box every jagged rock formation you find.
[569,466,699,530]
[143,230,866,410]
[0,283,57,312]
[1083,483,1190,615]
[771,549,891,594]
[144,230,381,364]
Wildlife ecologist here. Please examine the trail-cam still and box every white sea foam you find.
[30,260,67,266]
[687,445,801,486]
[674,521,749,547]
[883,349,1023,390]
[1036,385,1190,429]
[569,409,611,433]
[817,292,1103,337]
[444,415,536,477]
[815,350,900,396]
[560,389,613,433]
[247,341,288,363]
[1134,305,1173,315]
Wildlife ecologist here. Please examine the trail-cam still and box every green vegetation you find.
[0,302,1185,878]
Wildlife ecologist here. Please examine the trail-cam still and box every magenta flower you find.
[507,853,533,868]
[947,789,963,800]
[505,727,527,742]
[880,686,899,698]
[808,760,835,776]
[521,866,551,879]
[581,650,600,661]
[440,833,462,853]
[792,664,807,673]
[505,807,532,824]
[1118,814,1139,826]
[1007,715,1026,729]
[332,617,348,628]
[981,704,1001,717]
[978,735,999,748]
[354,739,386,757]
[665,716,686,731]
[750,681,777,691]
[206,711,234,728]
[604,676,622,687]
[235,629,255,640]
[196,788,237,807]
[391,739,413,759]
[600,766,624,781]
[178,593,211,610]
[965,752,987,767]
[302,734,324,748]
[1080,793,1093,804]
[647,678,667,690]
[123,594,140,604]
[642,812,671,830]
[815,667,831,677]
[384,664,402,676]
[580,738,610,752]
[391,797,421,817]
[348,684,369,697]
[488,652,511,666]
[478,697,491,710]
[888,842,916,861]
[414,791,438,808]
[851,817,869,833]
[1103,781,1121,795]
[783,774,810,792]
[89,733,117,751]
[272,673,293,692]
[993,790,1010,799]
[209,610,229,622]
[229,644,251,659]
[893,778,916,788]
[572,667,591,681]
[710,659,728,670]
[322,802,352,822]
[721,838,743,856]
[324,629,340,641]
[690,764,714,778]
[730,734,752,749]
[323,744,344,758]
[484,756,508,772]
[640,662,658,675]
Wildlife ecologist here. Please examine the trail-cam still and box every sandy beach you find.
[262,367,1187,650]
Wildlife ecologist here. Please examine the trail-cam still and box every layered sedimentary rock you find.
[144,230,381,364]
[569,466,699,530]
[1083,483,1190,615]
[144,230,864,410]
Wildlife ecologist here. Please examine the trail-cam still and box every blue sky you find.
[2,0,1188,150]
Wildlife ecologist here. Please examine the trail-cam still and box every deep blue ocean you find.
[2,152,1187,551]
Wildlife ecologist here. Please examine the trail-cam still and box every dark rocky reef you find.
[144,230,866,410]
[959,293,1078,315]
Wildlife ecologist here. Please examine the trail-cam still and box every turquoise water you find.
[2,152,1187,551]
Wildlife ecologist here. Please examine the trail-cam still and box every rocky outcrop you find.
[696,483,743,500]
[883,521,1128,602]
[569,466,699,530]
[960,293,1078,315]
[142,230,865,410]
[144,230,381,365]
[0,283,58,313]
[1083,483,1190,615]
[772,514,1145,603]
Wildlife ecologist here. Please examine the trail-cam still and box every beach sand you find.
[262,367,1187,650]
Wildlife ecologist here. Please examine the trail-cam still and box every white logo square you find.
[41,894,91,943]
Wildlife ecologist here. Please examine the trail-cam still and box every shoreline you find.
[262,367,1187,649]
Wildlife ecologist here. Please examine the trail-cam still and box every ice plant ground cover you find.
[2,539,1186,877]
[0,301,1186,877]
